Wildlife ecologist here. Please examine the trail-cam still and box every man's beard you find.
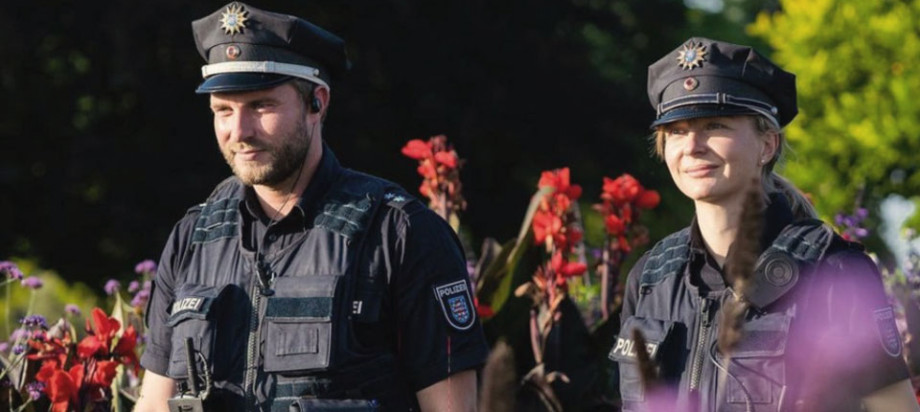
[223,119,312,186]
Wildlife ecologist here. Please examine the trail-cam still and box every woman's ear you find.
[761,129,779,165]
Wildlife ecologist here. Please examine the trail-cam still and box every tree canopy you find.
[750,0,920,218]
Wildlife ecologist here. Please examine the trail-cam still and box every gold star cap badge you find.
[676,41,707,70]
[219,4,249,35]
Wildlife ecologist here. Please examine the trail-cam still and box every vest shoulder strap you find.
[746,219,835,309]
[312,169,408,239]
[640,227,691,286]
[191,176,244,244]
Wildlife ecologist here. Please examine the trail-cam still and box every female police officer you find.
[609,38,919,411]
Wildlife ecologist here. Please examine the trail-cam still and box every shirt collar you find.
[687,192,796,257]
[240,142,343,225]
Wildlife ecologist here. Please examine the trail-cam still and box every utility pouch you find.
[609,316,681,403]
[168,396,205,412]
[724,312,791,407]
[263,275,340,373]
[167,283,232,380]
[288,398,378,411]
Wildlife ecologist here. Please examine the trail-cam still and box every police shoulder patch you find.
[873,306,902,358]
[433,280,476,331]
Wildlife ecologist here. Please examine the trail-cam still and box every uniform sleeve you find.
[391,204,489,391]
[139,216,194,376]
[620,252,649,327]
[812,250,909,397]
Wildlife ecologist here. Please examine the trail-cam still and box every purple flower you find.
[0,261,23,280]
[25,381,44,401]
[20,277,42,289]
[131,289,151,308]
[134,259,157,275]
[65,304,81,316]
[12,345,24,355]
[128,280,140,293]
[0,343,8,352]
[104,279,121,295]
[20,315,48,329]
[856,208,869,219]
[9,328,27,342]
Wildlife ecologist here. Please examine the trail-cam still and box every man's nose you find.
[226,111,255,143]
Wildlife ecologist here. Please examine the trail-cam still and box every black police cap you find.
[647,37,797,128]
[192,2,349,94]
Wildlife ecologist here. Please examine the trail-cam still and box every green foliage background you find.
[750,0,920,221]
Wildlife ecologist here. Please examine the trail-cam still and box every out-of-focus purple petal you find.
[134,259,157,275]
[20,277,42,289]
[65,304,81,316]
[104,279,121,295]
[128,280,140,293]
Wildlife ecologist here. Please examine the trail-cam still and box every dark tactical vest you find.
[165,169,417,412]
[610,220,841,412]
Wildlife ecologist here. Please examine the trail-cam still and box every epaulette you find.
[640,228,691,286]
[190,176,244,244]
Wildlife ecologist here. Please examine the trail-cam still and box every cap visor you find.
[195,73,293,94]
[649,104,760,129]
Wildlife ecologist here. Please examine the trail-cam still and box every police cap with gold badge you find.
[647,37,797,129]
[192,2,349,94]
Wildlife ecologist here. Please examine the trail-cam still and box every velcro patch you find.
[873,307,902,358]
[609,337,659,360]
[171,296,205,315]
[433,280,476,331]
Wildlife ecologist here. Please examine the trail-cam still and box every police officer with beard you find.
[609,38,918,412]
[134,3,488,411]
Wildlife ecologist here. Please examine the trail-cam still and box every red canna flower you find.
[434,151,458,168]
[532,210,563,246]
[550,251,587,278]
[90,360,119,388]
[401,139,432,160]
[539,168,582,200]
[474,297,495,319]
[636,189,661,209]
[36,362,80,412]
[602,174,642,206]
[78,308,122,359]
[605,214,626,236]
[417,161,438,180]
[113,325,140,373]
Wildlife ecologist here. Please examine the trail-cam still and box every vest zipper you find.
[689,297,712,392]
[244,273,263,409]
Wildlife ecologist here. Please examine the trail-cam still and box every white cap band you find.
[201,61,330,90]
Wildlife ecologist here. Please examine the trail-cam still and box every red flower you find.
[90,360,119,388]
[36,362,79,412]
[539,168,582,200]
[78,308,122,359]
[114,325,140,373]
[401,139,432,160]
[605,214,625,236]
[636,190,661,209]
[603,174,641,206]
[474,297,495,319]
[434,151,458,169]
[550,252,588,278]
[532,210,563,246]
[417,161,438,180]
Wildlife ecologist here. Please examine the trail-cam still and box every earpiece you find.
[310,97,322,113]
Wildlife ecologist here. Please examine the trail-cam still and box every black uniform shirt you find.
[620,195,909,410]
[141,145,489,401]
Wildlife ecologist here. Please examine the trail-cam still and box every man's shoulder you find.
[336,168,424,214]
